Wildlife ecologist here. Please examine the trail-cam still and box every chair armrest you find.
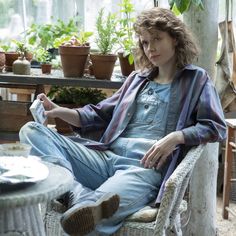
[153,144,205,235]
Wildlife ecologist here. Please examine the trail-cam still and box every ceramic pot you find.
[13,57,31,75]
[118,52,135,77]
[0,52,5,72]
[41,64,52,74]
[59,46,90,77]
[25,52,33,62]
[90,54,117,80]
[5,52,19,72]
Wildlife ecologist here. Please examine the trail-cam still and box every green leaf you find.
[170,0,204,14]
[172,3,181,15]
[174,0,191,13]
[128,54,134,65]
[28,36,36,45]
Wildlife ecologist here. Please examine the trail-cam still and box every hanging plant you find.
[169,0,204,15]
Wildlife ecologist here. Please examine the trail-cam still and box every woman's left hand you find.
[140,131,185,169]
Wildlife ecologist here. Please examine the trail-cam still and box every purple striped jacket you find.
[74,64,227,202]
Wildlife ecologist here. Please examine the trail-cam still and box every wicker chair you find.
[42,144,204,236]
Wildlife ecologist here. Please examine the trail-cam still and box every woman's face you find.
[140,29,176,68]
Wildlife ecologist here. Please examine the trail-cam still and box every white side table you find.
[0,162,73,235]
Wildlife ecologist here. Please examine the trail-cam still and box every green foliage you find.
[11,40,31,57]
[26,23,55,49]
[0,44,11,52]
[53,31,93,48]
[34,47,52,64]
[0,40,32,54]
[78,31,94,45]
[47,86,107,106]
[117,0,136,64]
[52,18,78,38]
[95,8,118,55]
[53,35,72,48]
[26,18,79,49]
[169,0,204,15]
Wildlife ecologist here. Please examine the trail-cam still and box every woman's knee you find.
[19,121,46,141]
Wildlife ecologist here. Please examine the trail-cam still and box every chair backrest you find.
[153,145,205,235]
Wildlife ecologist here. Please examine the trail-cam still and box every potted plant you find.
[1,43,19,72]
[47,86,107,133]
[12,40,33,62]
[34,47,52,74]
[0,44,5,72]
[117,0,136,76]
[56,32,93,77]
[90,8,119,80]
[11,41,32,75]
[55,31,92,77]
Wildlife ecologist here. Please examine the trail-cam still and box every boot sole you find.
[60,193,120,235]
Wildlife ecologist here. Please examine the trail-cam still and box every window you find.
[0,0,156,43]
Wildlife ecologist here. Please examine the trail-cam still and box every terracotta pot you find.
[25,52,33,62]
[5,52,19,72]
[59,45,90,77]
[0,52,5,72]
[118,52,135,77]
[90,54,117,80]
[41,64,52,74]
[54,118,73,134]
[88,64,94,75]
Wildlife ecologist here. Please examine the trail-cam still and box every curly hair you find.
[133,7,199,70]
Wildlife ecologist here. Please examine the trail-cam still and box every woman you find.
[20,7,226,236]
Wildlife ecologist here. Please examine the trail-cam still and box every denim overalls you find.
[20,81,171,236]
[110,81,170,160]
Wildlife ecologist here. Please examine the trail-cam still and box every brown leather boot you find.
[57,181,93,208]
[60,192,120,235]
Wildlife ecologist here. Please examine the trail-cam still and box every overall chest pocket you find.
[131,94,161,124]
[153,99,168,126]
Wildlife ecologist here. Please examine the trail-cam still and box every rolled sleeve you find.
[182,77,226,146]
[182,126,201,145]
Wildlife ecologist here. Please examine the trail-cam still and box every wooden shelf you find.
[0,69,124,89]
[0,69,124,141]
